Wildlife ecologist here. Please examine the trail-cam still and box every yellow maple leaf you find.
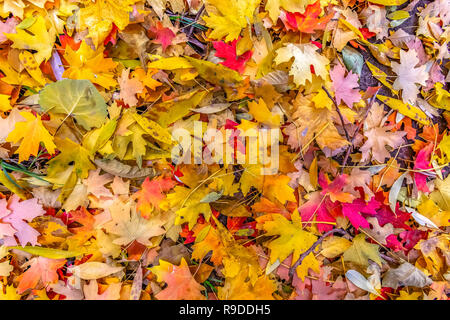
[46,138,95,200]
[262,211,317,267]
[203,0,261,42]
[262,175,297,204]
[6,111,56,163]
[79,0,138,46]
[0,284,21,300]
[396,290,422,300]
[343,234,382,267]
[63,41,117,89]
[163,185,212,229]
[6,15,55,64]
[248,99,281,127]
[417,197,450,227]
[0,94,11,112]
[218,273,276,300]
[312,89,334,110]
[415,234,449,277]
[192,216,262,285]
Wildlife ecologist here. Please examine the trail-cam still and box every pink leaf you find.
[0,17,18,43]
[3,195,45,246]
[413,143,433,192]
[330,63,361,108]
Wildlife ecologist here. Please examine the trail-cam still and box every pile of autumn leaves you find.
[0,0,448,300]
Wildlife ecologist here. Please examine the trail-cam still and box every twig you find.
[341,88,381,174]
[187,5,205,38]
[380,253,399,264]
[289,228,350,279]
[322,86,350,142]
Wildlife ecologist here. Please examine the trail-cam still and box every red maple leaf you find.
[213,39,253,73]
[149,22,176,51]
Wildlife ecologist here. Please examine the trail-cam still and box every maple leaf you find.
[192,216,262,284]
[79,0,137,46]
[330,63,361,108]
[192,226,227,265]
[17,257,66,294]
[118,68,144,107]
[136,176,176,216]
[83,281,122,300]
[0,199,16,240]
[262,211,317,266]
[0,17,17,43]
[362,217,395,245]
[0,283,21,300]
[413,143,433,193]
[281,1,333,33]
[218,273,276,300]
[360,103,407,163]
[203,0,260,42]
[320,236,352,259]
[2,195,46,247]
[417,198,450,228]
[341,197,380,230]
[391,49,429,105]
[149,21,176,51]
[247,99,281,127]
[102,199,166,246]
[62,42,118,89]
[284,99,349,153]
[265,0,315,22]
[213,39,253,73]
[373,195,411,229]
[163,185,213,229]
[150,258,205,300]
[6,15,55,64]
[261,174,297,204]
[299,191,335,233]
[82,169,113,199]
[46,138,95,200]
[343,234,382,268]
[6,111,56,163]
[275,43,329,87]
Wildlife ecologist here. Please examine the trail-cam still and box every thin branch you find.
[341,88,381,173]
[322,86,351,142]
[187,5,205,38]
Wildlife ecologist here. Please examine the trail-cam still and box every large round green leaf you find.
[38,79,108,130]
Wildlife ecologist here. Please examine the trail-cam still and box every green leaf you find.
[200,190,223,203]
[9,246,82,259]
[365,0,409,6]
[387,10,410,20]
[39,79,108,130]
[342,46,364,76]
[17,16,36,29]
